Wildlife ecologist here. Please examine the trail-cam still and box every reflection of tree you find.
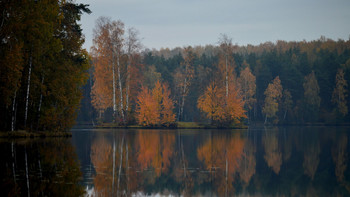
[91,137,113,195]
[238,139,256,187]
[332,133,348,182]
[91,134,138,196]
[0,139,84,196]
[263,130,282,174]
[136,131,175,178]
[303,139,320,180]
[197,133,245,196]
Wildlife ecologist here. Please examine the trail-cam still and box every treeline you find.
[0,1,91,132]
[84,18,350,126]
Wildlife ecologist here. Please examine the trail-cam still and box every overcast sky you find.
[77,0,350,50]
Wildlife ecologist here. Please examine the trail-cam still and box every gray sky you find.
[77,0,350,50]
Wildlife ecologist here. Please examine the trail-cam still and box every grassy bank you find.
[0,130,72,138]
[93,122,248,129]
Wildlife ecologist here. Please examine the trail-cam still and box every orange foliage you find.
[136,80,176,126]
[136,87,159,126]
[197,81,246,125]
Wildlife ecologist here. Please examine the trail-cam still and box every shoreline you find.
[0,130,72,138]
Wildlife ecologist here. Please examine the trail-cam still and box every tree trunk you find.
[37,76,44,130]
[225,55,228,98]
[180,77,187,121]
[112,55,117,122]
[24,55,33,127]
[117,54,125,124]
[283,109,287,121]
[125,55,130,121]
[11,91,17,132]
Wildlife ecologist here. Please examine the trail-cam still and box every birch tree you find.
[125,28,141,120]
[174,47,194,121]
[332,69,348,116]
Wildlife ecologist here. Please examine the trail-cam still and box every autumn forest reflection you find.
[74,127,350,196]
[1,128,349,196]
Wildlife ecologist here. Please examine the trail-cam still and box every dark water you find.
[1,127,350,196]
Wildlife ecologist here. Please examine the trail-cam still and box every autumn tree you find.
[332,69,348,117]
[218,34,235,97]
[136,80,176,127]
[125,28,142,120]
[281,89,293,121]
[238,66,257,122]
[303,71,321,122]
[263,76,283,124]
[0,1,90,132]
[197,81,246,126]
[174,47,195,121]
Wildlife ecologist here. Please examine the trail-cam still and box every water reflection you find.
[0,138,84,196]
[2,127,350,196]
[80,127,350,196]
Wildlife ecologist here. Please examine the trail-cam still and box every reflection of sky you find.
[77,0,350,50]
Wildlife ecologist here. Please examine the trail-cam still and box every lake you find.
[1,126,350,196]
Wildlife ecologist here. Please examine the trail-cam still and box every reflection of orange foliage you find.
[238,140,256,186]
[332,134,348,182]
[136,131,175,177]
[91,137,113,195]
[197,133,245,195]
[303,141,320,180]
[263,132,282,174]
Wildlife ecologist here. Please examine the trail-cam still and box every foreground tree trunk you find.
[24,55,33,128]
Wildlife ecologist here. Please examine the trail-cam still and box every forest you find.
[0,1,91,132]
[1,1,350,132]
[79,17,350,127]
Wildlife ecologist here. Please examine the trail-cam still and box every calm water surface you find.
[1,126,350,196]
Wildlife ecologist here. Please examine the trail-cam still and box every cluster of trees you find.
[136,81,175,127]
[87,17,350,126]
[0,1,91,132]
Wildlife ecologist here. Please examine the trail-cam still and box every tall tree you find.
[263,76,283,124]
[218,34,234,97]
[125,27,141,120]
[238,66,256,122]
[303,71,321,122]
[332,69,348,117]
[174,47,194,121]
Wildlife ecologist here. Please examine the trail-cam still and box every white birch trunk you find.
[37,76,44,114]
[125,55,130,119]
[225,56,228,98]
[180,77,187,121]
[11,91,17,132]
[24,55,33,127]
[117,54,125,123]
[112,55,117,122]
